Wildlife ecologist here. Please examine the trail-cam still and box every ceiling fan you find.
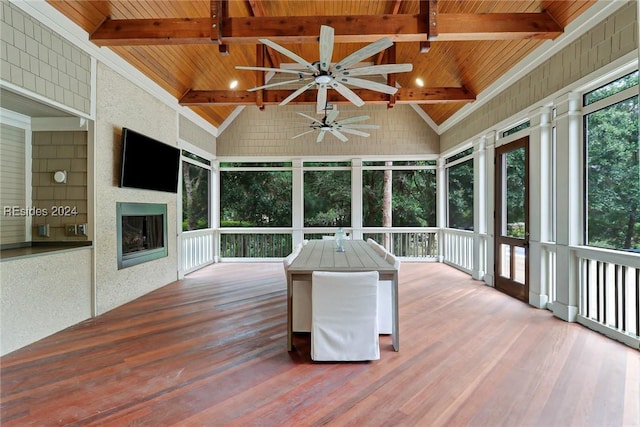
[292,110,380,143]
[236,25,413,113]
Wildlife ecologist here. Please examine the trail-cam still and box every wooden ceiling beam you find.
[179,87,476,106]
[247,0,279,68]
[90,12,562,46]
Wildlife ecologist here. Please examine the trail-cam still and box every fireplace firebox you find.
[116,202,167,269]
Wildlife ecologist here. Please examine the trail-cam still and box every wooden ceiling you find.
[47,0,596,131]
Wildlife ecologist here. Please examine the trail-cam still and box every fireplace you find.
[117,202,167,269]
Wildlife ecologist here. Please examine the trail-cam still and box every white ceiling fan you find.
[236,25,413,113]
[292,110,380,143]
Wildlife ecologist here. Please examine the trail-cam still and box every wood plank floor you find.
[1,262,638,426]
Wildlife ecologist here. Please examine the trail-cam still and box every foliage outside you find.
[220,170,292,227]
[182,161,209,231]
[362,167,436,227]
[585,73,639,250]
[447,160,474,230]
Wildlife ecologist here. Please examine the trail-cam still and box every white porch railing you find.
[181,228,215,275]
[575,246,639,348]
[442,228,475,274]
[362,228,439,259]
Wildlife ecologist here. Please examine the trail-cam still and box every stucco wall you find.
[440,1,639,151]
[93,62,179,315]
[217,104,439,157]
[0,247,92,355]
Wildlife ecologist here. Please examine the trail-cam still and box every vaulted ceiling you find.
[47,0,596,132]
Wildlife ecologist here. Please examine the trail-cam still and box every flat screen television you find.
[119,128,180,193]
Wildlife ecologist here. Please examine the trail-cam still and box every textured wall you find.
[31,130,88,241]
[0,247,92,355]
[0,1,91,114]
[217,104,439,157]
[441,1,639,151]
[94,62,179,315]
[179,114,216,155]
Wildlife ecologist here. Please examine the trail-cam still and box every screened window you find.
[583,71,639,251]
[501,121,530,138]
[220,163,292,227]
[182,151,210,231]
[362,161,436,227]
[304,162,351,227]
[446,148,474,230]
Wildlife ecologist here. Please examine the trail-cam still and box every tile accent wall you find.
[31,130,88,241]
[0,1,91,115]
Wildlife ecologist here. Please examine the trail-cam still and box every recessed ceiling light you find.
[229,80,238,89]
[416,78,424,87]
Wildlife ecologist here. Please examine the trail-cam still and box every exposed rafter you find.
[90,12,563,46]
[179,87,476,106]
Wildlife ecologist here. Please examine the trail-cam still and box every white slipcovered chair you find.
[311,270,380,361]
[283,249,312,333]
[366,238,388,260]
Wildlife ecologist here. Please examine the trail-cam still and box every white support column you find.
[292,159,304,248]
[472,137,487,280]
[552,93,581,322]
[436,157,446,262]
[351,158,363,240]
[211,159,221,263]
[528,106,552,308]
[484,131,497,286]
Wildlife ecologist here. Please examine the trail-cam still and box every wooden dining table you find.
[286,239,400,352]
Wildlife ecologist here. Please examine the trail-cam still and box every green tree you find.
[304,169,351,226]
[182,161,209,231]
[448,160,474,229]
[220,170,292,226]
[586,94,639,250]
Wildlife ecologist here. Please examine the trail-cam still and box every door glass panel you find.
[505,147,526,238]
[500,244,511,278]
[514,246,525,284]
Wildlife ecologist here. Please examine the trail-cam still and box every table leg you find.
[392,272,399,351]
[287,272,293,351]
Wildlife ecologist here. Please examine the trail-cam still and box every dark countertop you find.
[1,241,93,261]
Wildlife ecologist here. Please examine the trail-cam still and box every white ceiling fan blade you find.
[279,81,317,106]
[296,112,324,125]
[326,109,339,124]
[333,37,394,72]
[292,129,316,139]
[319,25,334,72]
[317,130,327,143]
[339,128,371,138]
[336,115,370,124]
[235,66,314,76]
[342,124,380,129]
[259,38,319,73]
[336,63,413,77]
[329,128,349,142]
[337,76,398,95]
[247,77,312,92]
[316,84,328,113]
[330,82,365,107]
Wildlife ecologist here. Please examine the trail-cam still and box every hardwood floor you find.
[1,262,638,426]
